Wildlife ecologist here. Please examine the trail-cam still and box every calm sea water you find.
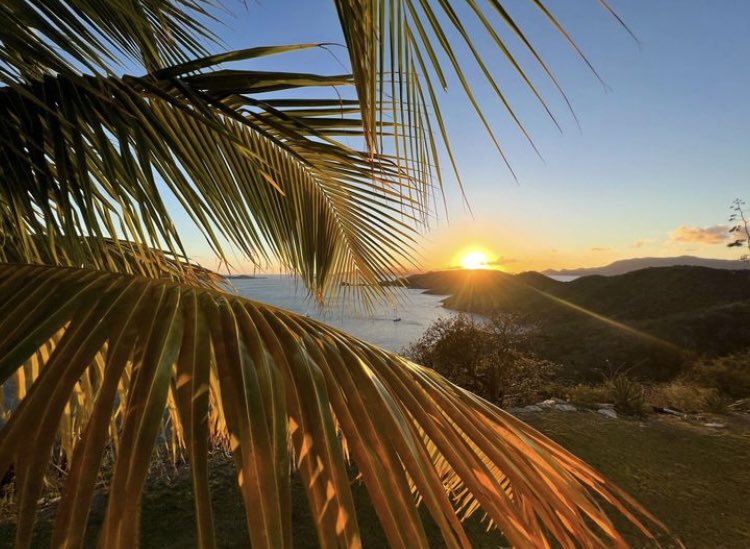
[230,276,450,352]
[548,275,579,282]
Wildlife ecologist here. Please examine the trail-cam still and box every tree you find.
[728,198,750,260]
[0,1,667,547]
[403,314,556,406]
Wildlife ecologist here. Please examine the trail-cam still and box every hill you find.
[543,255,750,277]
[224,274,258,279]
[405,267,750,381]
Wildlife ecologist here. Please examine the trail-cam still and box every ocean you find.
[231,276,450,353]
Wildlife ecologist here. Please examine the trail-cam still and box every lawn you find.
[523,411,750,548]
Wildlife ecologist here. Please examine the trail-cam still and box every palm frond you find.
[0,0,216,82]
[0,234,222,287]
[0,263,668,548]
[0,49,423,301]
[335,0,628,196]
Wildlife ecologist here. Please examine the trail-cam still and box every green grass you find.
[3,411,749,547]
[133,459,503,548]
[523,411,750,548]
[0,457,503,548]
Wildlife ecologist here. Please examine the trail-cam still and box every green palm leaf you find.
[0,264,667,548]
[0,235,222,287]
[0,50,423,300]
[0,0,215,81]
[335,0,628,192]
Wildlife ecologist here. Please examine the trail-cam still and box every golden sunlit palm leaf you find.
[0,264,668,548]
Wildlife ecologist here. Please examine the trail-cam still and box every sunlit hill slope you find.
[404,266,750,381]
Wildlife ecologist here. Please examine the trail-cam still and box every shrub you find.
[686,351,750,399]
[704,390,731,414]
[402,313,557,407]
[567,384,612,406]
[646,382,715,413]
[609,375,645,415]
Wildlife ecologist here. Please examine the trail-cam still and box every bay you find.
[231,276,450,353]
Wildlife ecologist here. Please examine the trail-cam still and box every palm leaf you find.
[0,235,222,287]
[0,263,668,547]
[0,0,216,82]
[335,0,629,194]
[0,50,423,301]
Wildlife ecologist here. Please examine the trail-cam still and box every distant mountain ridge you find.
[543,255,750,277]
[224,274,257,279]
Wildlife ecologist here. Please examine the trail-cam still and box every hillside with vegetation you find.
[391,266,750,548]
[405,266,750,382]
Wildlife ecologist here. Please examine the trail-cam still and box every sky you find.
[182,1,750,273]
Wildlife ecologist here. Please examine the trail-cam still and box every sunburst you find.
[460,251,489,269]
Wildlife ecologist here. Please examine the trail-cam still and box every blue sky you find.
[185,1,750,272]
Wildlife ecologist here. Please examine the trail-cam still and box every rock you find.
[653,406,686,417]
[703,422,726,429]
[555,403,577,412]
[538,398,560,408]
[522,405,543,413]
[728,398,750,412]
[598,408,618,419]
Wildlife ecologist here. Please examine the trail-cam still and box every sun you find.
[460,250,489,270]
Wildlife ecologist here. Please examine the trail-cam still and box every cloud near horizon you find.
[669,224,729,245]
[632,238,654,248]
[446,256,517,270]
[485,256,518,266]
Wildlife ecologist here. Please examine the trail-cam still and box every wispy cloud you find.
[486,256,517,266]
[447,256,517,270]
[589,247,611,252]
[668,224,728,245]
[632,238,654,248]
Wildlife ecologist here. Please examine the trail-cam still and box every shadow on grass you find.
[0,456,504,548]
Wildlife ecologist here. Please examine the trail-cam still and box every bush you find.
[704,390,731,414]
[566,384,612,406]
[647,383,726,414]
[402,313,557,407]
[686,351,750,399]
[609,375,645,415]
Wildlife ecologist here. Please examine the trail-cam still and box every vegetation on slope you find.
[406,267,750,381]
